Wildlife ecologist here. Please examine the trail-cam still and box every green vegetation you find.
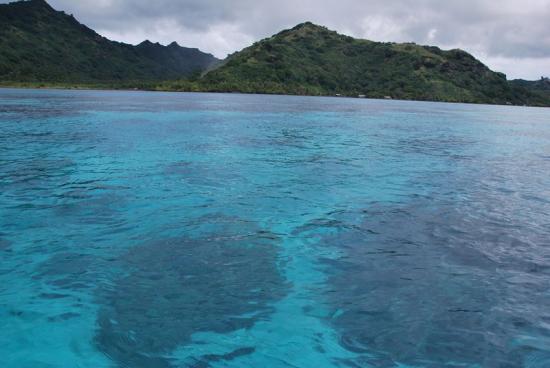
[185,23,548,106]
[1,1,549,107]
[510,77,550,101]
[511,77,550,91]
[0,0,218,83]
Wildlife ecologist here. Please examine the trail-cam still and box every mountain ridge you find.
[0,0,219,83]
[193,21,548,106]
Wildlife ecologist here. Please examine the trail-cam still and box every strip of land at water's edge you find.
[1,0,549,107]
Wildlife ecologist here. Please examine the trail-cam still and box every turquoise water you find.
[1,88,550,367]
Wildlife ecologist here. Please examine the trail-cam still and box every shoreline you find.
[0,84,546,109]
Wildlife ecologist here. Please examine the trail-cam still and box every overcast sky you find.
[6,0,550,79]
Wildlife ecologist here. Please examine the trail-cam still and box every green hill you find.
[511,78,550,100]
[511,77,550,91]
[194,22,549,106]
[0,0,219,84]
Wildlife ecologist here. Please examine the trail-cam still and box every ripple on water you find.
[2,90,550,368]
[164,161,243,188]
[36,252,108,291]
[310,202,550,367]
[2,158,75,191]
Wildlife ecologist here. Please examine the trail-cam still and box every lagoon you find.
[1,88,550,367]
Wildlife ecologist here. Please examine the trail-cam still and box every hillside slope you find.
[511,78,550,100]
[0,0,219,83]
[200,23,549,106]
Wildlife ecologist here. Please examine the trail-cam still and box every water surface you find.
[1,89,550,367]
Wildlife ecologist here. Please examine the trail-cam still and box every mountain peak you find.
[290,22,328,32]
[23,0,52,9]
[1,0,55,13]
[273,22,338,40]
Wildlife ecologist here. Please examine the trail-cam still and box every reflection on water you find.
[1,88,550,367]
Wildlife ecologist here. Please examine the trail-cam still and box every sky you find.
[6,0,550,79]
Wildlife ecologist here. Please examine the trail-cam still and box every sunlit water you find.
[1,88,550,368]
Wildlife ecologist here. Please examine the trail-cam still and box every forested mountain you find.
[197,22,549,106]
[0,0,219,83]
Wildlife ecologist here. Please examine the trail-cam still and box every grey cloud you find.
[1,0,548,79]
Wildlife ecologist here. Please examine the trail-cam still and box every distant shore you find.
[2,82,548,108]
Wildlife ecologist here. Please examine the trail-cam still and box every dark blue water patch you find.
[189,347,256,368]
[94,220,287,368]
[0,238,11,252]
[395,133,477,160]
[47,312,81,323]
[6,308,43,322]
[35,252,108,291]
[0,104,80,120]
[1,158,74,186]
[0,158,77,210]
[164,161,243,188]
[306,202,550,367]
[53,192,128,226]
[0,120,92,154]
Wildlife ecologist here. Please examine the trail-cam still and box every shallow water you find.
[1,88,550,367]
